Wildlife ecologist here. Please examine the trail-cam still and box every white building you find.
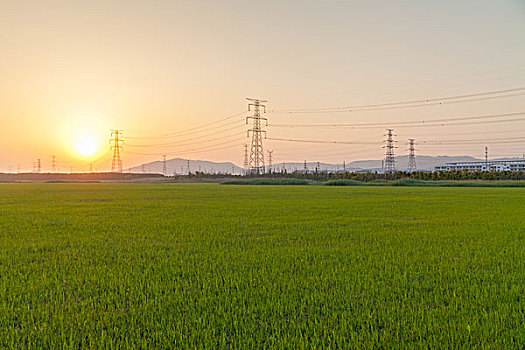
[435,159,525,172]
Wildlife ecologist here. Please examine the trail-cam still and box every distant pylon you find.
[407,139,416,172]
[110,129,123,172]
[243,144,249,172]
[485,146,489,170]
[267,150,273,173]
[303,160,308,173]
[246,98,267,174]
[187,159,190,175]
[382,129,397,174]
[162,155,167,176]
[51,156,57,173]
[37,159,41,173]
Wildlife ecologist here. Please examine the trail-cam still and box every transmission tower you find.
[110,129,123,172]
[407,139,417,172]
[267,150,273,173]
[303,160,308,173]
[162,155,167,176]
[485,146,489,171]
[243,144,249,173]
[51,155,57,173]
[382,129,397,174]
[37,159,41,173]
[246,98,267,174]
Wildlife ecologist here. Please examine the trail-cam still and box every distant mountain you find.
[126,158,244,175]
[127,155,498,175]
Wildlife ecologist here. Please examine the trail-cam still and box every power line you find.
[126,128,244,149]
[126,111,246,139]
[269,111,525,128]
[125,137,245,156]
[267,137,378,145]
[270,86,525,113]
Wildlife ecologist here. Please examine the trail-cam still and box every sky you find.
[1,0,524,172]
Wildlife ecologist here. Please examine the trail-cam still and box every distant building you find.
[435,159,525,172]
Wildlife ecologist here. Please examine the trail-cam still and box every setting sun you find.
[74,136,99,157]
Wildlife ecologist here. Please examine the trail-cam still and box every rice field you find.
[0,183,524,348]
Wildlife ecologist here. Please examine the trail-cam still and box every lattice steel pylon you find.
[246,98,267,174]
[267,150,273,173]
[243,144,249,173]
[110,129,123,173]
[382,129,397,174]
[51,155,57,173]
[407,139,416,172]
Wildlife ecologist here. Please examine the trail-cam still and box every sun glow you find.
[74,136,99,157]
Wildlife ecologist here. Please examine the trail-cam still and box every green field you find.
[1,184,524,348]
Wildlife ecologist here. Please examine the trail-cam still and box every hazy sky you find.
[1,0,525,171]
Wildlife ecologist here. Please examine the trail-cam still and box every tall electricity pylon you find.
[246,98,267,174]
[37,159,41,173]
[110,129,123,173]
[383,129,397,174]
[407,139,416,172]
[51,155,57,173]
[267,150,273,173]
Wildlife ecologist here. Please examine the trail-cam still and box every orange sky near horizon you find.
[1,0,524,172]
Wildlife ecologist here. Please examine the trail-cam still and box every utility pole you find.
[51,156,57,173]
[243,144,249,174]
[485,146,489,171]
[187,159,190,175]
[246,98,267,174]
[162,155,167,176]
[267,150,273,173]
[303,160,308,173]
[383,129,397,174]
[343,161,346,172]
[110,129,123,173]
[37,159,41,174]
[407,139,417,172]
